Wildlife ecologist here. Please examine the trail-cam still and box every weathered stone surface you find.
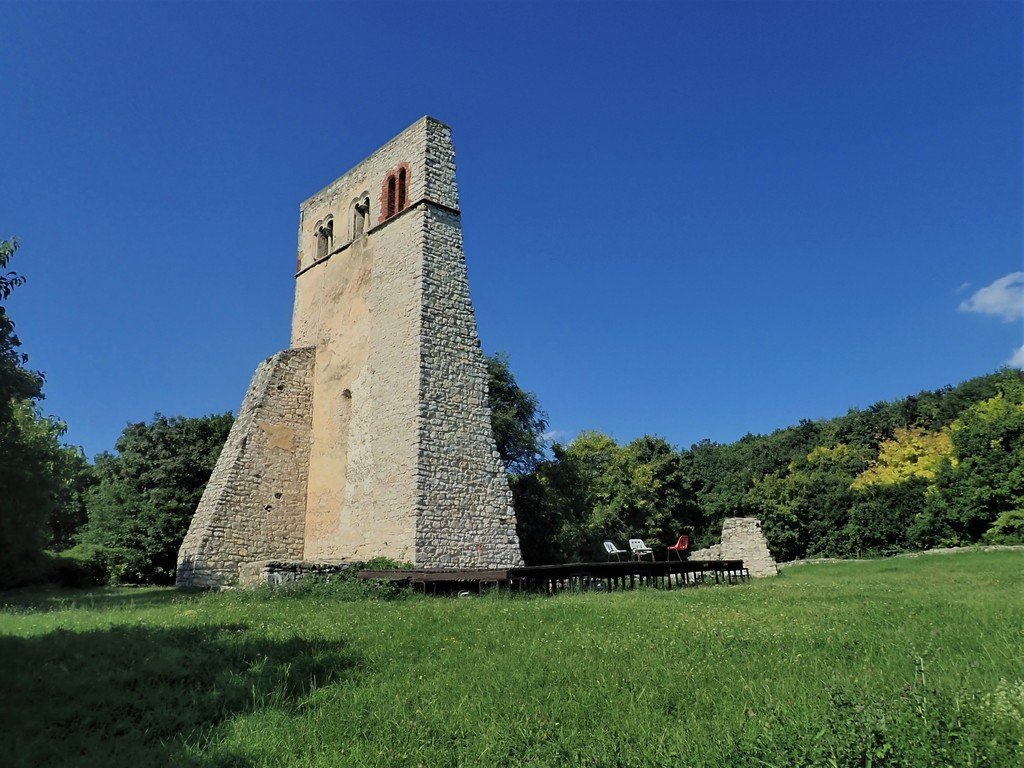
[238,560,357,587]
[691,517,778,577]
[176,348,314,589]
[177,117,523,588]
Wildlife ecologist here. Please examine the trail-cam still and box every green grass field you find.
[2,551,1022,767]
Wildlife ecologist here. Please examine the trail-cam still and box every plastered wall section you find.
[298,211,423,562]
[690,517,778,577]
[176,348,314,588]
[416,207,524,568]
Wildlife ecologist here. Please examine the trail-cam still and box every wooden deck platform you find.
[358,559,749,594]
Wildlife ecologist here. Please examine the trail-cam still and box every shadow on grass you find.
[0,623,361,767]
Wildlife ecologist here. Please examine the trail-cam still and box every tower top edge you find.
[300,116,451,211]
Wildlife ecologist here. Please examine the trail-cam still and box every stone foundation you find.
[238,560,358,587]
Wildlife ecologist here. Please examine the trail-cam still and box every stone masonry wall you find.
[690,517,778,577]
[176,348,314,588]
[416,204,524,568]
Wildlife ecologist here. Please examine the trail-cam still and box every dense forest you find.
[2,236,1022,586]
[507,366,1024,565]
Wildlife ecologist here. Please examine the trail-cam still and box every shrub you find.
[48,544,126,587]
[984,509,1024,545]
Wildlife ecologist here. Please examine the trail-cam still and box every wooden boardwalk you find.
[358,559,749,595]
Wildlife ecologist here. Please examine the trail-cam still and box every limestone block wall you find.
[176,348,314,588]
[691,517,778,577]
[416,205,524,568]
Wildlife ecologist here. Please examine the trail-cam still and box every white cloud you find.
[1008,345,1024,370]
[958,272,1024,322]
[541,429,570,445]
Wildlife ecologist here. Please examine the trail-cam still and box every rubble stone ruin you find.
[177,117,525,588]
[690,518,778,577]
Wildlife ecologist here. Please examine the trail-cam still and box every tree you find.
[851,426,955,489]
[486,353,548,475]
[80,413,233,583]
[0,238,42,408]
[914,387,1024,545]
[0,238,62,586]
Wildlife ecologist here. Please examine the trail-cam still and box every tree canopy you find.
[0,238,89,586]
[79,413,233,583]
[486,352,548,475]
[510,368,1024,565]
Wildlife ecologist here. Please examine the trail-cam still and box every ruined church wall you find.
[415,204,524,568]
[301,209,424,562]
[179,116,523,581]
[294,119,433,563]
[176,348,314,588]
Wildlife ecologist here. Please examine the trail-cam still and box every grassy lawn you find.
[1,551,1022,767]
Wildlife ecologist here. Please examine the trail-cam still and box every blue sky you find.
[2,1,1021,460]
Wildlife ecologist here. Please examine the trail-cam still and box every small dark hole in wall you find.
[274,492,283,499]
[342,389,352,399]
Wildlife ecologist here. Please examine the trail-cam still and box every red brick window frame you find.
[379,163,411,223]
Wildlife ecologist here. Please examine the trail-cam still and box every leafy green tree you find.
[851,426,954,489]
[0,403,80,585]
[585,435,698,549]
[81,413,233,583]
[846,478,928,555]
[915,387,1024,545]
[486,353,548,475]
[48,447,94,551]
[527,431,621,563]
[0,238,82,585]
[983,509,1024,544]
[0,238,42,407]
[515,432,701,564]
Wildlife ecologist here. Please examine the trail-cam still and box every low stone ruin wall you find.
[238,560,358,587]
[690,517,778,577]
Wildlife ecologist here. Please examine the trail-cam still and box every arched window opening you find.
[315,217,334,259]
[386,175,397,219]
[352,195,369,239]
[380,164,411,224]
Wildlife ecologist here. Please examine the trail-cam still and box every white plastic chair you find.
[629,538,654,561]
[603,541,627,561]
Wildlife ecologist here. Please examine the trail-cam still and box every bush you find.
[48,544,125,587]
[984,509,1024,545]
[242,559,415,602]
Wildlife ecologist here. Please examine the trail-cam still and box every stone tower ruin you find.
[177,117,524,588]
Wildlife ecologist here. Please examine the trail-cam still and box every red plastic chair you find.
[667,535,689,560]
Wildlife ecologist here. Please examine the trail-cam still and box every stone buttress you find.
[177,117,523,588]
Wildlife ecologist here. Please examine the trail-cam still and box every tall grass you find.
[1,551,1022,767]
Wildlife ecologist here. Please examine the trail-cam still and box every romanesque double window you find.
[314,217,334,259]
[351,195,370,239]
[382,165,409,222]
